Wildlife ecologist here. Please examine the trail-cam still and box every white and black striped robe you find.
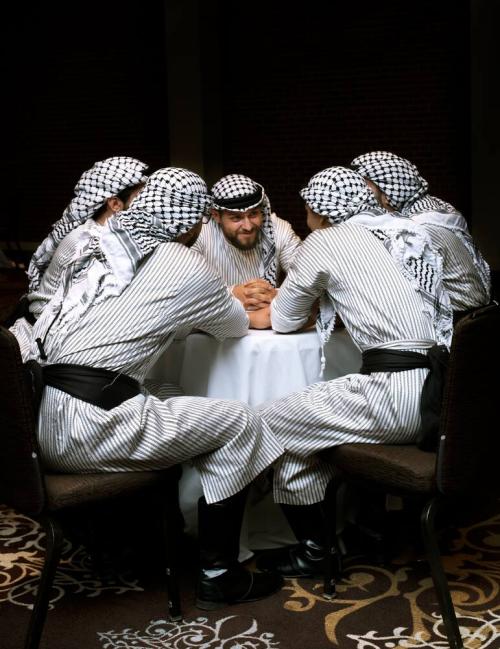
[261,222,443,505]
[28,244,284,504]
[411,218,490,312]
[10,219,102,361]
[191,212,301,286]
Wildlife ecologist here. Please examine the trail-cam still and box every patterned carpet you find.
[1,502,500,649]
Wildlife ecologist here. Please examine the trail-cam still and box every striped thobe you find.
[28,244,284,504]
[191,213,301,285]
[10,220,102,361]
[261,223,441,505]
[411,219,490,311]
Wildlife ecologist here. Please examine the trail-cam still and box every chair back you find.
[0,326,46,515]
[436,303,500,497]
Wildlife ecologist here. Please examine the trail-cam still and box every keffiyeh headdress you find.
[300,166,373,224]
[28,156,149,292]
[33,168,212,359]
[300,167,452,374]
[351,151,428,212]
[211,174,278,286]
[351,151,490,295]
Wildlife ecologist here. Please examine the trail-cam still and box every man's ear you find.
[107,196,125,213]
[211,208,222,224]
[380,193,395,213]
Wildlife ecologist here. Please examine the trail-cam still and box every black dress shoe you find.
[196,563,283,611]
[256,542,326,578]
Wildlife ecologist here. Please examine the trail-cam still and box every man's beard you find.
[224,229,260,250]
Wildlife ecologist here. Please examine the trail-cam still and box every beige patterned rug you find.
[1,502,500,648]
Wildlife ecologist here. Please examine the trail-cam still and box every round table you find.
[149,326,361,557]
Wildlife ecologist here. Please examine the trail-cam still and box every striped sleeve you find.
[271,231,329,333]
[168,249,249,340]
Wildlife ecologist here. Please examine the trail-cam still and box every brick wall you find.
[215,0,470,238]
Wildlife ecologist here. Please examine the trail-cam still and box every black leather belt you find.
[24,361,141,412]
[360,345,449,452]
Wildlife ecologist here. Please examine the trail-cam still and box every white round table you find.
[149,326,361,557]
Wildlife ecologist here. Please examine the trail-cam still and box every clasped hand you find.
[232,279,277,311]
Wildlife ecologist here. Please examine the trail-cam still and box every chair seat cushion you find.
[45,467,181,511]
[327,443,437,495]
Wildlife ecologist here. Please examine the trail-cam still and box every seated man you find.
[11,156,149,357]
[192,174,301,313]
[25,167,284,609]
[351,151,491,318]
[256,167,452,577]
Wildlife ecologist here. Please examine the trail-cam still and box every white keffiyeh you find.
[410,208,491,295]
[350,210,452,348]
[301,167,452,373]
[351,151,490,296]
[32,168,212,359]
[28,156,149,292]
[211,174,278,286]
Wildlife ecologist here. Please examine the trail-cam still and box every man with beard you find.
[192,174,301,314]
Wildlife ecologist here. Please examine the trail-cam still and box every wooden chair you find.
[0,325,184,649]
[323,303,500,649]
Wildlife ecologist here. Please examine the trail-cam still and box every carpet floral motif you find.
[282,511,500,648]
[97,616,280,648]
[3,503,500,648]
[0,505,143,610]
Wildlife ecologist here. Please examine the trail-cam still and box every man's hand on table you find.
[248,305,271,329]
[232,279,277,311]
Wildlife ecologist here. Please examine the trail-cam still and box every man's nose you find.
[240,217,254,230]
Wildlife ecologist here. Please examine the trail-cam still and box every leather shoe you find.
[256,542,326,578]
[196,562,283,610]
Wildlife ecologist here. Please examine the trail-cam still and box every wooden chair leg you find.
[323,476,343,599]
[24,515,64,649]
[163,481,183,621]
[421,497,464,649]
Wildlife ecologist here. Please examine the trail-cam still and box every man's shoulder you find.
[307,223,351,242]
[270,212,294,231]
[149,242,221,281]
[51,223,92,263]
[270,212,301,246]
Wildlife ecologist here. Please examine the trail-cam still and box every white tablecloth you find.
[150,327,360,404]
[149,327,361,555]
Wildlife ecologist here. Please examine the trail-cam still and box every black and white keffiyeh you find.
[106,166,212,270]
[28,156,149,292]
[350,210,453,347]
[405,194,456,216]
[300,166,373,224]
[300,167,452,373]
[408,201,491,295]
[351,151,490,294]
[33,168,212,357]
[211,174,278,286]
[351,151,429,212]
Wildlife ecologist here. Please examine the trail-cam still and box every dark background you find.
[1,0,497,272]
[215,1,470,238]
